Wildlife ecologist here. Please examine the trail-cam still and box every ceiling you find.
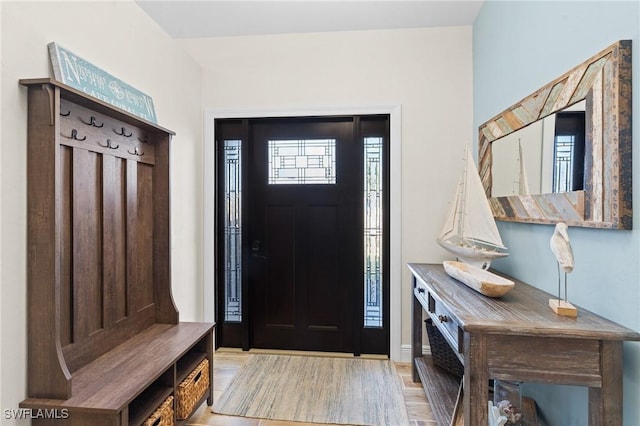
[136,1,484,39]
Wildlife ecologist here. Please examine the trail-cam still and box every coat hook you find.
[138,136,149,143]
[80,116,104,128]
[128,147,144,156]
[98,139,119,149]
[62,129,87,141]
[113,127,133,137]
[60,110,71,117]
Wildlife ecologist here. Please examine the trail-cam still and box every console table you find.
[409,263,640,426]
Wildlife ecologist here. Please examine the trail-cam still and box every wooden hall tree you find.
[19,79,214,425]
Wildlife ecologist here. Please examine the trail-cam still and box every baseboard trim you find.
[399,344,430,363]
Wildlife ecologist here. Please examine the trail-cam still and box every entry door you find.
[249,117,359,352]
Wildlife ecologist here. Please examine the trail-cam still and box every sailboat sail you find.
[437,145,508,269]
[518,140,531,196]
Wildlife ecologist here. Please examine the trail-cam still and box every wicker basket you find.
[176,358,210,420]
[143,395,174,426]
[424,318,464,378]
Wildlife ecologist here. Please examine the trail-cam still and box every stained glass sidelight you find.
[268,139,336,184]
[364,137,383,327]
[553,135,575,193]
[224,140,242,322]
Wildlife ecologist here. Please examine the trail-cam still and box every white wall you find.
[180,26,473,358]
[474,1,640,425]
[0,1,203,422]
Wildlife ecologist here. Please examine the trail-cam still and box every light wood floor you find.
[186,350,437,426]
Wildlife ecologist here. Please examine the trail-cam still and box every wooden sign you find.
[48,42,157,123]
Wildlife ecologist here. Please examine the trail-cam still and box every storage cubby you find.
[129,368,174,426]
[19,78,214,425]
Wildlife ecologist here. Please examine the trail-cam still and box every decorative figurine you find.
[549,222,577,317]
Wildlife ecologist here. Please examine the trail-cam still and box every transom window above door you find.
[268,139,336,184]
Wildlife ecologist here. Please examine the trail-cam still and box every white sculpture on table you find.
[549,222,577,317]
[488,401,508,426]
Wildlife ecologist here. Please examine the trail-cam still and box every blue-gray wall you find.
[473,1,640,425]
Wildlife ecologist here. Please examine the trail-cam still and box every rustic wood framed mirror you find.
[478,40,632,229]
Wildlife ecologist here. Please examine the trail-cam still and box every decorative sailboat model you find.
[437,145,509,270]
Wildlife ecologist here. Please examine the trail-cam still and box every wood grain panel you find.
[137,163,154,310]
[520,85,552,124]
[60,146,74,346]
[602,56,617,224]
[487,335,601,386]
[412,264,640,340]
[307,205,338,328]
[73,148,104,338]
[463,333,488,426]
[553,64,587,110]
[151,135,178,324]
[265,205,296,326]
[590,68,604,222]
[126,160,139,315]
[589,341,623,425]
[102,156,128,325]
[26,85,72,398]
[571,56,608,104]
[540,80,565,117]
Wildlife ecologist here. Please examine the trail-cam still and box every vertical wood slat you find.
[138,163,155,309]
[73,148,104,338]
[126,159,139,315]
[60,146,74,346]
[463,333,488,426]
[590,69,604,222]
[27,85,72,398]
[153,135,179,324]
[589,341,623,425]
[616,40,633,230]
[602,58,616,224]
[115,158,128,321]
[411,278,423,383]
[102,156,128,326]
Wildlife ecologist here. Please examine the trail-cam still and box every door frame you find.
[203,104,402,360]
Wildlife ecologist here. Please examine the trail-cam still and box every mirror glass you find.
[491,101,585,197]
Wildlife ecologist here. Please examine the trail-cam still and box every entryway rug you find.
[212,354,410,425]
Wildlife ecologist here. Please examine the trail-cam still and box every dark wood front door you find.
[249,117,358,352]
[215,115,389,355]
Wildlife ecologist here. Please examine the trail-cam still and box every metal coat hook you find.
[128,147,144,156]
[138,136,149,143]
[60,110,71,117]
[62,129,87,141]
[98,139,119,149]
[81,116,104,128]
[113,127,133,137]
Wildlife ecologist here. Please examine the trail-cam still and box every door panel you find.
[264,205,295,327]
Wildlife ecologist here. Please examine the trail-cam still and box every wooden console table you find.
[409,263,640,426]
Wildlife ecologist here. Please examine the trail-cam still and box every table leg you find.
[412,282,423,382]
[464,333,489,426]
[589,340,623,425]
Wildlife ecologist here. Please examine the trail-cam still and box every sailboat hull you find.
[437,237,509,270]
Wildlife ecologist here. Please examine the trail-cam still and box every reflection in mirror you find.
[491,101,585,197]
